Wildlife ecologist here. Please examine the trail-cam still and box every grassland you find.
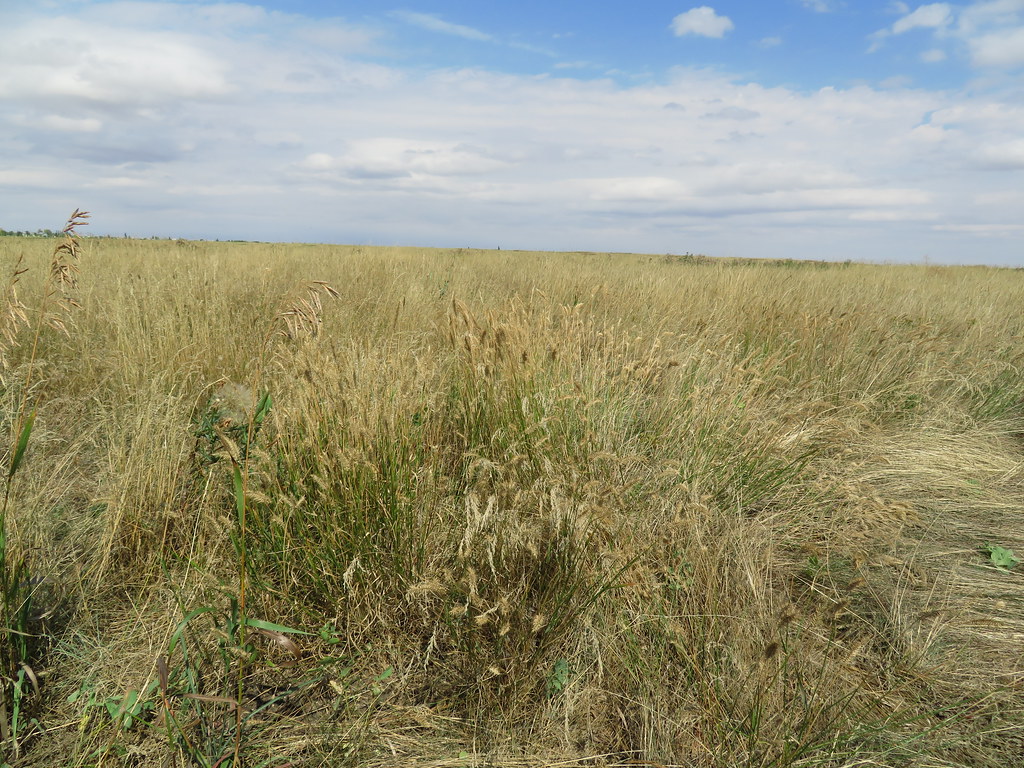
[0,224,1022,767]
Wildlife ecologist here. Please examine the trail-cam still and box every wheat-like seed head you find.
[45,209,90,336]
[274,280,340,340]
[0,209,88,377]
[0,255,30,378]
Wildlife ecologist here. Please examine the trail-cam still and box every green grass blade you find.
[167,606,218,656]
[8,410,35,480]
[253,391,272,427]
[232,462,245,519]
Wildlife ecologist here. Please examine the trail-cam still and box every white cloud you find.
[0,18,231,107]
[554,60,598,70]
[892,3,953,34]
[705,105,761,120]
[0,169,66,188]
[909,123,953,142]
[958,0,1024,34]
[301,153,335,172]
[974,138,1024,169]
[670,7,734,38]
[390,11,493,42]
[872,2,1024,71]
[934,223,1024,236]
[954,1,1024,69]
[589,177,690,203]
[758,36,783,48]
[879,75,914,88]
[849,209,938,221]
[389,11,556,56]
[298,139,509,181]
[12,114,103,132]
[974,189,1023,206]
[800,0,839,11]
[967,26,1024,67]
[88,176,151,189]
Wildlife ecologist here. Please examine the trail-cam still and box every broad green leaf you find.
[984,544,1020,570]
[546,658,570,697]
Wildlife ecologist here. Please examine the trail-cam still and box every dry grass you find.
[0,232,1022,766]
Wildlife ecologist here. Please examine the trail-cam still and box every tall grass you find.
[0,232,1021,766]
[0,211,88,761]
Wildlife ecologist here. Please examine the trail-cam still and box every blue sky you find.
[243,1,1002,90]
[2,1,1023,263]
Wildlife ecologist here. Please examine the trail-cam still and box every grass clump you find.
[0,229,1021,765]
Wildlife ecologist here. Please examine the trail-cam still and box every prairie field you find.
[1,226,1023,767]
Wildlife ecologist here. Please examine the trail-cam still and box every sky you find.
[1,1,1023,264]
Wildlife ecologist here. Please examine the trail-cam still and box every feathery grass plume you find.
[42,209,89,334]
[0,257,29,381]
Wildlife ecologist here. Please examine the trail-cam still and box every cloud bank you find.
[0,1,1022,264]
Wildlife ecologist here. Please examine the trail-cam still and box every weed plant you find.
[0,229,1021,766]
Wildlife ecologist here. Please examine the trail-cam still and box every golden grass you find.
[0,233,1022,766]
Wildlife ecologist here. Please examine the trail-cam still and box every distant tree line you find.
[0,228,61,237]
